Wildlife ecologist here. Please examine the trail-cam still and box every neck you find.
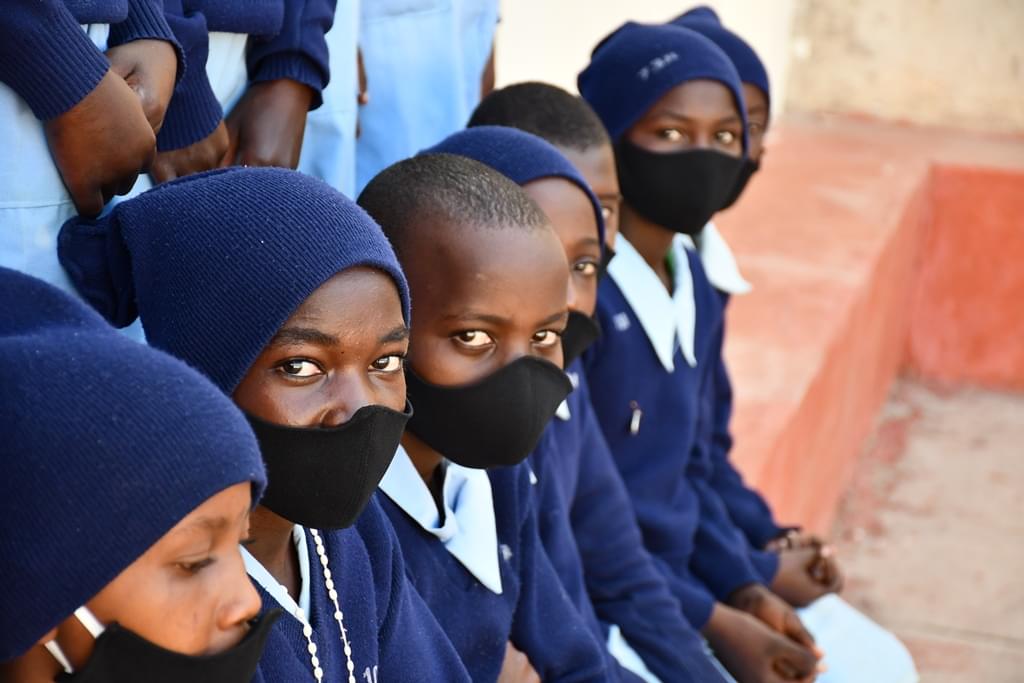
[246,505,301,598]
[621,203,676,292]
[401,431,446,504]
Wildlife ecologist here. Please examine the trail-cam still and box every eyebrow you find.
[540,310,570,327]
[441,311,511,326]
[172,515,230,536]
[597,193,623,202]
[651,109,742,126]
[381,325,410,344]
[573,236,603,250]
[268,326,339,348]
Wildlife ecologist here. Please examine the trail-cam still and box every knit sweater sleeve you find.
[689,476,765,600]
[154,0,223,151]
[360,497,472,682]
[708,352,791,548]
[246,0,336,110]
[648,552,718,631]
[0,0,110,120]
[107,0,185,84]
[571,386,727,683]
[508,465,609,682]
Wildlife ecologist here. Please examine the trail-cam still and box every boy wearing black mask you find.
[58,167,472,683]
[359,153,609,682]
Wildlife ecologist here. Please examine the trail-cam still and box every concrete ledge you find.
[716,113,1024,532]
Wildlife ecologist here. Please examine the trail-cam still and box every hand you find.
[355,47,368,139]
[150,121,230,184]
[766,530,821,553]
[496,642,540,683]
[705,604,821,683]
[44,69,156,217]
[728,584,820,654]
[106,39,178,134]
[772,546,843,607]
[222,79,313,169]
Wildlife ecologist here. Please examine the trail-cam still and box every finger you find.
[780,642,820,678]
[114,170,141,198]
[784,614,817,650]
[71,186,105,218]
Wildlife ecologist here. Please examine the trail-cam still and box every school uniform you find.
[355,0,499,192]
[0,1,180,292]
[533,362,731,683]
[379,447,609,682]
[247,498,471,682]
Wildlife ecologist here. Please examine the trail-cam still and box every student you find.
[358,153,609,681]
[57,167,471,682]
[465,90,734,683]
[579,22,826,683]
[0,1,182,290]
[354,0,500,192]
[0,267,272,682]
[670,10,919,683]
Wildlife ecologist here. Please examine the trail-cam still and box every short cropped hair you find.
[357,153,548,256]
[468,82,611,153]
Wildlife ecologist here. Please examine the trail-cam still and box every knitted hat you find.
[578,22,748,149]
[422,126,605,247]
[58,167,410,394]
[673,6,771,108]
[0,267,267,661]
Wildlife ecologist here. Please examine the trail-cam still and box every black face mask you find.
[598,245,617,280]
[561,310,601,367]
[404,356,572,469]
[57,610,280,683]
[616,140,744,235]
[719,158,760,211]
[246,403,412,529]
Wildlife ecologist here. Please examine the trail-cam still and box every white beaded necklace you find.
[292,529,357,683]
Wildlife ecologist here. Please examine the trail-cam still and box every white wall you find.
[493,1,796,111]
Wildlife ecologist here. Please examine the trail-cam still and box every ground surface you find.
[832,379,1024,682]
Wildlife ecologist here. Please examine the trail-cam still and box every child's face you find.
[54,482,259,667]
[402,216,569,386]
[233,267,409,426]
[742,83,770,162]
[626,79,743,157]
[559,143,622,249]
[522,178,601,318]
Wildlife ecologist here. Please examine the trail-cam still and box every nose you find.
[566,274,580,314]
[214,555,263,651]
[319,371,373,427]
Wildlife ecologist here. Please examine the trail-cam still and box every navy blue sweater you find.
[380,463,609,682]
[251,497,470,682]
[533,362,729,683]
[0,0,179,120]
[584,249,769,629]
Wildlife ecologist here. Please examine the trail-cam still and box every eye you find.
[748,122,764,136]
[658,128,685,142]
[715,130,738,145]
[176,558,215,575]
[600,205,614,221]
[370,354,404,372]
[532,330,561,348]
[573,260,599,277]
[277,359,323,378]
[454,330,494,349]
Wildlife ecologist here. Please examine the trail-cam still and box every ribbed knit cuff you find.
[107,0,185,84]
[0,3,110,120]
[750,548,781,584]
[156,71,223,152]
[249,53,326,110]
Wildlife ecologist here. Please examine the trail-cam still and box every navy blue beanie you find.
[422,126,605,247]
[0,267,267,662]
[673,6,771,109]
[578,22,748,150]
[58,167,411,394]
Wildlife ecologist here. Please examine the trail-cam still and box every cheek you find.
[408,335,490,387]
[373,372,408,412]
[572,274,598,317]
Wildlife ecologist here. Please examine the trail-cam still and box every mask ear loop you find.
[44,640,74,674]
[73,607,106,638]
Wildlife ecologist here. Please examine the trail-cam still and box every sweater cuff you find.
[107,0,185,84]
[750,549,781,584]
[1,4,110,120]
[249,53,325,110]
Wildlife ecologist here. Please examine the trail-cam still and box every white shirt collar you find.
[379,446,503,594]
[688,221,752,295]
[607,234,697,372]
[243,524,312,623]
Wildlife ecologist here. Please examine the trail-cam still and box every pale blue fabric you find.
[800,594,919,683]
[354,0,498,192]
[299,0,360,197]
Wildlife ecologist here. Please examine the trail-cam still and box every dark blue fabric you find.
[58,167,410,394]
[0,268,266,661]
[673,6,771,106]
[189,0,284,36]
[108,0,184,81]
[251,498,471,682]
[423,125,606,248]
[380,463,609,682]
[578,22,747,150]
[534,363,730,682]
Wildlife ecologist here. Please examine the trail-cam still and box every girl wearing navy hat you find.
[0,268,272,683]
[579,21,826,683]
[57,167,471,683]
